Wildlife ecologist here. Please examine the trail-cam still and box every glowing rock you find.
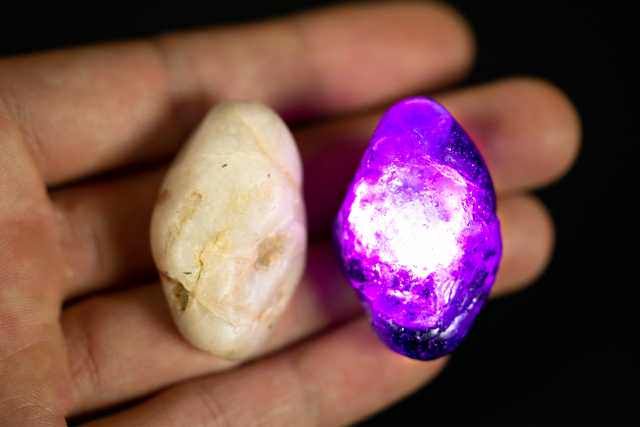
[334,97,502,360]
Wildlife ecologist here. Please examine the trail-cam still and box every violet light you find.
[334,97,502,360]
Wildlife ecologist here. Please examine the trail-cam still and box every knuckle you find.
[501,76,582,178]
[51,195,105,297]
[520,196,555,281]
[506,77,581,145]
[500,195,555,288]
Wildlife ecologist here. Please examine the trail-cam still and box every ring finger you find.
[63,193,554,415]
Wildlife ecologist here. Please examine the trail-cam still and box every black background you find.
[1,1,636,425]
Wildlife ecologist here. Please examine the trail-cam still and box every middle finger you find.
[53,78,579,299]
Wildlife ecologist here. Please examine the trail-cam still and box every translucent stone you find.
[334,97,502,360]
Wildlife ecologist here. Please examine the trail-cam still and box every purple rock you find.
[334,97,502,360]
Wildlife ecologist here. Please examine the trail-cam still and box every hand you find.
[0,2,580,426]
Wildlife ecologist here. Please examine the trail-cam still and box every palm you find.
[0,3,579,426]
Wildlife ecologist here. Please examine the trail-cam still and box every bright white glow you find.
[348,163,470,279]
[387,288,419,303]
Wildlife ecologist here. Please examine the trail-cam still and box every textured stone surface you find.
[334,97,502,360]
[151,102,306,360]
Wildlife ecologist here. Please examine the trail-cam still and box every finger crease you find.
[87,219,105,285]
[285,16,327,105]
[282,352,320,426]
[146,36,210,140]
[67,314,102,408]
[0,87,49,181]
[193,381,232,427]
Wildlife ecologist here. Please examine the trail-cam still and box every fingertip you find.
[386,0,477,75]
[504,77,582,184]
[423,1,477,78]
[391,0,477,85]
[494,195,555,296]
[441,77,581,191]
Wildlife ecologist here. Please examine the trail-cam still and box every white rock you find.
[150,102,306,360]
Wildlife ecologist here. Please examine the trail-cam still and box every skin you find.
[0,2,580,426]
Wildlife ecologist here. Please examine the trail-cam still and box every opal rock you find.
[334,97,502,360]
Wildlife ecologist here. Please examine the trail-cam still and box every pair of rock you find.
[151,99,501,361]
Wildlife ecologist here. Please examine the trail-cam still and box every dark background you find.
[1,1,635,425]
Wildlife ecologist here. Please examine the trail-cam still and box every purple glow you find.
[334,97,502,360]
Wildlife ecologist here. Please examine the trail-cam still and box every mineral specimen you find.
[151,102,306,360]
[334,97,502,360]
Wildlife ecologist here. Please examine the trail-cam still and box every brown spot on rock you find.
[256,234,285,268]
[160,271,191,311]
[173,282,190,311]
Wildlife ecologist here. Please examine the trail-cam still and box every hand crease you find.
[193,381,232,427]
[0,86,50,181]
[66,311,102,409]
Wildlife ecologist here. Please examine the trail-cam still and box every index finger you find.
[0,2,474,185]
